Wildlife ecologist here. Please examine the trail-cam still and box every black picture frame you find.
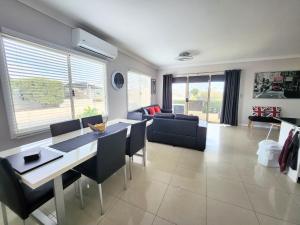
[253,71,300,99]
[151,79,156,95]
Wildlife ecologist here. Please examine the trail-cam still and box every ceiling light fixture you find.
[175,51,194,61]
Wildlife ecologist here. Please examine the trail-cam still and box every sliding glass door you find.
[208,77,225,123]
[172,77,187,114]
[188,76,209,121]
[172,74,225,123]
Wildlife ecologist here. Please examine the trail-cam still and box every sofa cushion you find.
[154,106,161,113]
[175,114,199,122]
[147,107,155,115]
[154,113,175,119]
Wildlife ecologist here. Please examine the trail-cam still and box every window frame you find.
[127,70,152,112]
[0,32,108,138]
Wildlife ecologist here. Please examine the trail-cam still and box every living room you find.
[0,0,300,225]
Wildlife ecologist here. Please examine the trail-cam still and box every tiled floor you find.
[2,124,300,225]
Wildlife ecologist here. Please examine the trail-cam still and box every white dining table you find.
[0,119,150,225]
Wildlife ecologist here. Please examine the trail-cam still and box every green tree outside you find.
[11,77,64,106]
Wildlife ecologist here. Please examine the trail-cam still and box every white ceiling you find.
[18,0,300,68]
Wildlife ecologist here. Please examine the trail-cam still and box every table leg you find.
[53,175,66,225]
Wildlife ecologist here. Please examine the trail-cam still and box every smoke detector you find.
[175,51,193,61]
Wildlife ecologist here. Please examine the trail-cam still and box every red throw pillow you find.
[154,106,161,113]
[147,107,155,115]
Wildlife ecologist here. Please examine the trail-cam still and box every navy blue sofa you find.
[147,114,207,151]
[127,104,172,121]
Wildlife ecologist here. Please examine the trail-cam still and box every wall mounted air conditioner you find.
[72,28,118,61]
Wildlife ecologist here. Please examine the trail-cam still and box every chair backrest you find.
[0,158,28,219]
[127,120,147,156]
[81,115,103,128]
[96,129,127,183]
[50,119,81,137]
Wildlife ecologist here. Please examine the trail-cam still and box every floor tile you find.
[0,207,40,225]
[119,179,168,214]
[170,167,206,196]
[102,173,128,197]
[133,166,172,184]
[273,173,300,195]
[207,176,252,209]
[2,125,287,225]
[207,198,259,225]
[176,150,206,172]
[245,184,300,224]
[157,186,206,225]
[152,216,175,225]
[257,214,298,225]
[206,161,241,181]
[99,200,155,225]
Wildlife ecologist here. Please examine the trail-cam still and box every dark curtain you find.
[220,70,241,126]
[162,74,173,110]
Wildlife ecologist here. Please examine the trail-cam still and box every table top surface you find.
[277,117,300,127]
[0,119,147,189]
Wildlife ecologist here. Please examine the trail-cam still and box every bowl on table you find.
[88,123,106,133]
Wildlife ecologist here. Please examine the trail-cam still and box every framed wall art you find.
[253,71,300,99]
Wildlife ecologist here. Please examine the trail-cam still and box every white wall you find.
[158,58,300,126]
[0,0,158,150]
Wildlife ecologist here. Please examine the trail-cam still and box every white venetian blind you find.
[70,54,107,118]
[2,36,72,137]
[127,71,151,111]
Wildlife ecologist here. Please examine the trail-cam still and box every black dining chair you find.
[50,119,81,137]
[0,158,83,225]
[74,129,128,215]
[81,115,103,128]
[126,120,147,179]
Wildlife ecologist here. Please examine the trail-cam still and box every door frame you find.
[173,74,224,122]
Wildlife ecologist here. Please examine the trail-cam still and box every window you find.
[70,55,107,118]
[127,71,151,111]
[1,35,107,137]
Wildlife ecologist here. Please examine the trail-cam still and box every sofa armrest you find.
[196,125,207,151]
[161,108,172,113]
[127,112,143,121]
[142,114,154,121]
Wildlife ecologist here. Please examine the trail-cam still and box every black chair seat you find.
[22,170,81,214]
